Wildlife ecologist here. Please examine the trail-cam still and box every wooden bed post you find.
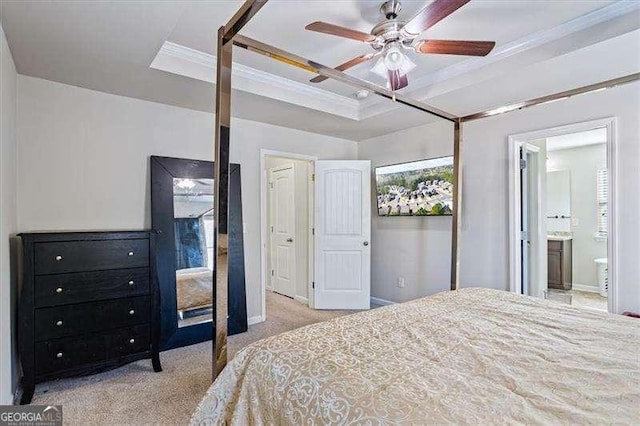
[450,119,462,290]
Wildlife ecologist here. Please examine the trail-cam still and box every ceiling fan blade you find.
[403,0,470,36]
[388,70,408,91]
[305,21,376,43]
[415,39,495,56]
[310,53,376,83]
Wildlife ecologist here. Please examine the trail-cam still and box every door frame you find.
[519,143,542,298]
[508,117,618,312]
[259,149,317,324]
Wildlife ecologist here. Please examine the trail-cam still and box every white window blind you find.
[596,169,608,237]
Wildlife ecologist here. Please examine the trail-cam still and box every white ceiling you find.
[1,1,639,140]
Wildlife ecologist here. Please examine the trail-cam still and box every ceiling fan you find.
[305,0,495,91]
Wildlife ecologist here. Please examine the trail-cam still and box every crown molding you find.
[413,1,639,91]
[150,41,361,120]
[152,1,638,123]
[359,0,640,119]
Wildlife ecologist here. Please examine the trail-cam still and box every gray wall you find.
[15,75,358,323]
[358,81,639,313]
[0,24,18,404]
[548,144,608,288]
[358,123,454,303]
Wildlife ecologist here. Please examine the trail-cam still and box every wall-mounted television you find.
[375,156,454,216]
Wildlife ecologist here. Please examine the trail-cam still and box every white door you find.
[269,165,296,298]
[314,160,371,310]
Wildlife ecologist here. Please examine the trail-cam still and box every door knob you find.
[363,241,369,246]
[286,238,293,242]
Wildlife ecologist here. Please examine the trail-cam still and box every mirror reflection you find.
[173,178,214,328]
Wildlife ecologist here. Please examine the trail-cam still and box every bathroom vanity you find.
[548,237,572,290]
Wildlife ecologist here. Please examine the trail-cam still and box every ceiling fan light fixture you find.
[397,54,416,75]
[383,42,404,71]
[371,52,415,83]
[371,57,388,80]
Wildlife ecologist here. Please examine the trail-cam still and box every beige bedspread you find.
[190,288,640,425]
[176,267,213,312]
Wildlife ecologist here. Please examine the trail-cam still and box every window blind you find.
[596,169,608,236]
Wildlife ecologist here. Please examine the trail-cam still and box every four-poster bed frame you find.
[212,0,640,378]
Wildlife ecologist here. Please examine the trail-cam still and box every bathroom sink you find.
[547,235,573,241]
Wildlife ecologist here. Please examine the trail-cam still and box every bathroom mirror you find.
[547,170,571,231]
[151,156,247,350]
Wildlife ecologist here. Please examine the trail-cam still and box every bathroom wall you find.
[547,143,607,289]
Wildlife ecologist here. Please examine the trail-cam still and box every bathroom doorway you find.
[509,119,616,312]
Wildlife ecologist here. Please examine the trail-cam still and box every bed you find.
[176,267,213,314]
[190,288,639,425]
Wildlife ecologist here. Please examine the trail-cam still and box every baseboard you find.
[370,296,396,306]
[294,295,309,305]
[572,284,600,293]
[247,315,264,326]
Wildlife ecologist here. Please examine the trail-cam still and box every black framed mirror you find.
[150,156,247,350]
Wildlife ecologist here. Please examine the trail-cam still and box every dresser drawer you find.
[35,268,150,307]
[35,325,150,376]
[35,296,150,341]
[34,239,149,275]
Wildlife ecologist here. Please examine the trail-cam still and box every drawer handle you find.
[129,338,135,344]
[55,255,63,261]
[56,320,63,327]
[128,280,134,286]
[55,287,63,294]
[56,352,63,358]
[128,251,134,256]
[129,309,135,316]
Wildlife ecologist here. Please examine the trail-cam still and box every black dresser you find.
[17,231,162,404]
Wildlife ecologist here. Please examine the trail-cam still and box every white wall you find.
[16,75,357,324]
[548,144,608,288]
[358,123,454,303]
[0,24,18,405]
[265,156,311,303]
[358,82,640,313]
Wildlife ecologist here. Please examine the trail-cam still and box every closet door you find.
[314,161,371,310]
[269,164,296,298]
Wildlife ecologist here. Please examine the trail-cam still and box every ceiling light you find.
[176,179,196,190]
[354,90,370,99]
[384,44,405,71]
[371,42,416,84]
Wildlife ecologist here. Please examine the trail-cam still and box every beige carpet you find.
[31,291,358,425]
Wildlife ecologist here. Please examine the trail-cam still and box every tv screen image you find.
[376,156,454,216]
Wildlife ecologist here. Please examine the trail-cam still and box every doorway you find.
[259,151,373,324]
[260,150,317,324]
[509,118,616,312]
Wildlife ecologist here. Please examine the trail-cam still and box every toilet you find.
[594,258,608,297]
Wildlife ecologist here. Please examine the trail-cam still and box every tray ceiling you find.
[2,0,638,140]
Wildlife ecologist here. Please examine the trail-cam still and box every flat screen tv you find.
[375,156,454,216]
